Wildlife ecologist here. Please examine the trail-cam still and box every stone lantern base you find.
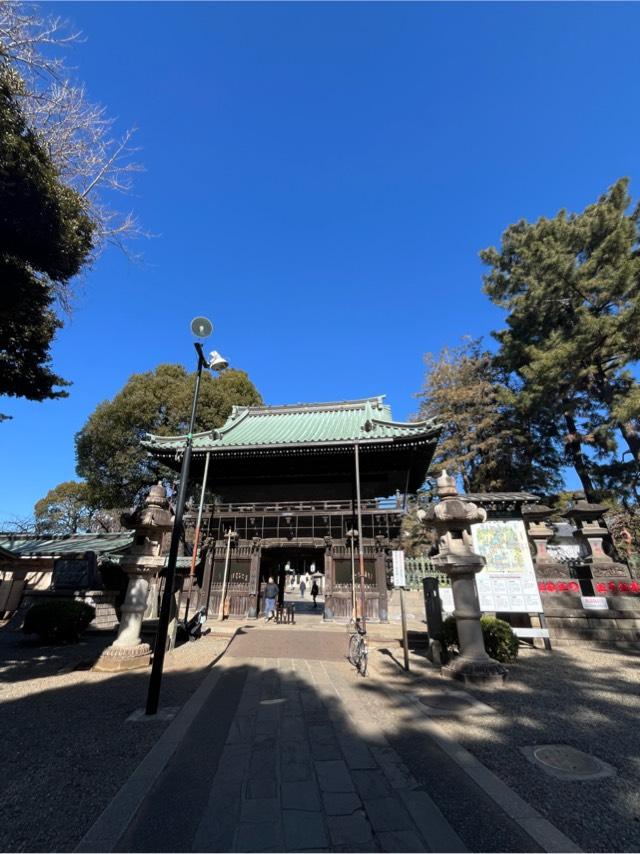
[443,655,508,684]
[94,642,152,672]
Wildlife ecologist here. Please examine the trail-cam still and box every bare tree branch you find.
[0,0,146,293]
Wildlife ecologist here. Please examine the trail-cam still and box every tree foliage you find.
[481,178,640,498]
[75,364,263,509]
[415,339,563,494]
[0,74,94,414]
[34,481,96,534]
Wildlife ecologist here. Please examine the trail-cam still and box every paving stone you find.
[377,829,428,852]
[321,792,363,816]
[351,769,392,800]
[281,741,314,782]
[255,718,279,738]
[241,797,281,824]
[192,786,241,852]
[246,775,279,799]
[250,737,278,775]
[281,780,322,812]
[235,820,283,852]
[336,734,377,770]
[327,813,374,847]
[363,797,415,832]
[226,716,255,744]
[309,730,341,760]
[283,810,329,850]
[371,746,418,789]
[314,760,355,793]
[216,744,251,782]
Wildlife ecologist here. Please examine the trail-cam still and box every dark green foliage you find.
[23,600,95,643]
[75,364,263,509]
[442,614,519,663]
[481,178,640,498]
[0,74,94,414]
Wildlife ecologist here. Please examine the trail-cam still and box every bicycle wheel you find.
[357,641,368,677]
[348,632,361,666]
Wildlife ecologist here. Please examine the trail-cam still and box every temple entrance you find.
[259,547,325,618]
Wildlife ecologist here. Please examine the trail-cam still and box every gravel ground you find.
[368,643,640,853]
[0,627,230,853]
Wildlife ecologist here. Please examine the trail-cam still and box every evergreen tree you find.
[481,178,640,498]
[75,364,263,509]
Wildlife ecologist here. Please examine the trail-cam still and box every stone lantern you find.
[95,483,173,672]
[419,472,507,683]
[563,493,628,578]
[521,503,565,578]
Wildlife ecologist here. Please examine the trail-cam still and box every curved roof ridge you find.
[230,396,386,415]
[370,416,438,429]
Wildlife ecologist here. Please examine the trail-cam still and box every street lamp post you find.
[145,321,228,717]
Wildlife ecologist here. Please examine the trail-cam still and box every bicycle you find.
[346,617,368,676]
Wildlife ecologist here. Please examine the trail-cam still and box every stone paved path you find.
[115,655,467,852]
[225,628,348,661]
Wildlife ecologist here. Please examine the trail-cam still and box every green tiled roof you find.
[144,396,439,454]
[0,532,134,558]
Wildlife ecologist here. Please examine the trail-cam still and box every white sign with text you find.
[391,550,406,588]
[471,519,543,614]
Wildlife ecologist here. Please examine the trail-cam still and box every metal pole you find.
[354,443,367,632]
[400,587,410,671]
[184,451,211,624]
[350,474,357,619]
[218,528,234,621]
[146,344,206,716]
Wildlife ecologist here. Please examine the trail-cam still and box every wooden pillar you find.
[375,548,388,622]
[248,537,261,619]
[323,537,335,621]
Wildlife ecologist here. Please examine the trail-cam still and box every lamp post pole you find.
[146,342,207,716]
[354,442,367,632]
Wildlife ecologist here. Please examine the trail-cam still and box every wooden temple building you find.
[144,397,440,622]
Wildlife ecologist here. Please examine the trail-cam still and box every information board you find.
[391,550,406,588]
[471,520,543,614]
[52,558,91,590]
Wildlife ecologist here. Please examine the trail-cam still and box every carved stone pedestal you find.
[94,565,157,671]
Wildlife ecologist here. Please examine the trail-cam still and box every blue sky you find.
[3,1,640,523]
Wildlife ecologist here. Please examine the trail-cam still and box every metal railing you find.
[403,556,450,589]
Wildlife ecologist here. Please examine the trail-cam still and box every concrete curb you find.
[74,634,237,853]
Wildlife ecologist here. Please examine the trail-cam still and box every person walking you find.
[300,578,306,598]
[264,576,278,622]
[311,580,319,609]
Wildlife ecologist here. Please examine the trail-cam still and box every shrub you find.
[23,600,95,643]
[441,614,519,663]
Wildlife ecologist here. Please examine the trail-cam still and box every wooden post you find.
[218,528,234,621]
[184,451,211,624]
[354,442,367,631]
[400,587,410,672]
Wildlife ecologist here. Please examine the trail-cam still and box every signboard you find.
[581,596,609,611]
[391,550,406,588]
[471,520,543,614]
[52,558,91,590]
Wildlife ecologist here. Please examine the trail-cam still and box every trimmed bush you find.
[441,614,519,663]
[23,600,95,643]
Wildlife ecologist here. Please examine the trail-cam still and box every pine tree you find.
[481,178,640,498]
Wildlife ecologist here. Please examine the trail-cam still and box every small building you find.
[145,396,441,621]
